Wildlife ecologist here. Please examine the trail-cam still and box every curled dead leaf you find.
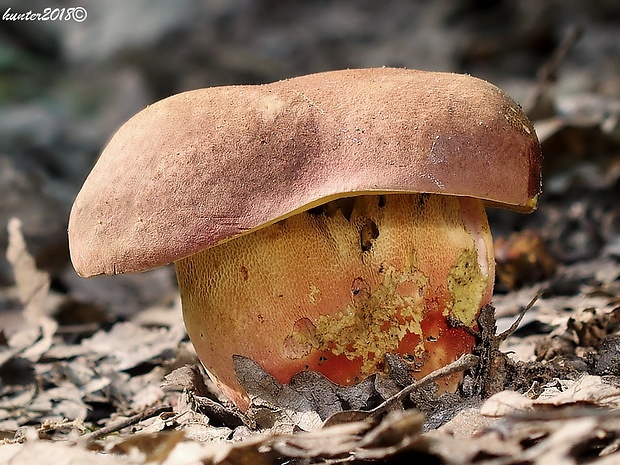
[5,218,57,362]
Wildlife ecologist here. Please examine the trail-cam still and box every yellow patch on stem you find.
[447,248,487,327]
[292,265,427,375]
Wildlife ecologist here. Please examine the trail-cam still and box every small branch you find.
[384,354,479,411]
[497,289,544,342]
[81,404,172,442]
[523,25,583,116]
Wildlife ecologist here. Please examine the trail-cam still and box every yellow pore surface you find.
[175,194,494,409]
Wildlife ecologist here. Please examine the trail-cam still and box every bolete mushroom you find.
[68,68,541,410]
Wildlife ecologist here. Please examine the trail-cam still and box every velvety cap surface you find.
[68,68,542,276]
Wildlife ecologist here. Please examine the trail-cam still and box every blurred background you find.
[0,0,619,321]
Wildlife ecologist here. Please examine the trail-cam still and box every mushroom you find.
[68,68,542,410]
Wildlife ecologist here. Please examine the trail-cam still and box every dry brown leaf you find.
[519,417,601,465]
[234,355,323,433]
[158,409,425,465]
[160,441,237,465]
[0,385,37,410]
[43,384,89,421]
[81,321,186,372]
[164,366,245,429]
[429,413,620,465]
[428,428,523,464]
[435,407,496,439]
[6,218,50,321]
[480,375,620,418]
[480,390,537,417]
[0,440,124,465]
[5,218,57,362]
[534,375,620,409]
[72,407,426,465]
[108,430,186,463]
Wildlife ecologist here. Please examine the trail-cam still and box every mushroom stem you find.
[175,194,495,410]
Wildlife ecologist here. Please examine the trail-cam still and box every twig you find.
[383,353,479,410]
[81,404,172,441]
[497,289,544,342]
[523,25,583,116]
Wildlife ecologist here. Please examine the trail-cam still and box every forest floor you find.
[0,1,619,464]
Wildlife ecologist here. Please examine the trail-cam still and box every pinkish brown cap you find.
[68,68,542,277]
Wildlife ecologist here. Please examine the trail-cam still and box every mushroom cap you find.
[69,68,542,277]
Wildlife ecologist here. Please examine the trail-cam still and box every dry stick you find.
[523,25,583,116]
[323,353,479,427]
[497,289,544,343]
[81,404,172,442]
